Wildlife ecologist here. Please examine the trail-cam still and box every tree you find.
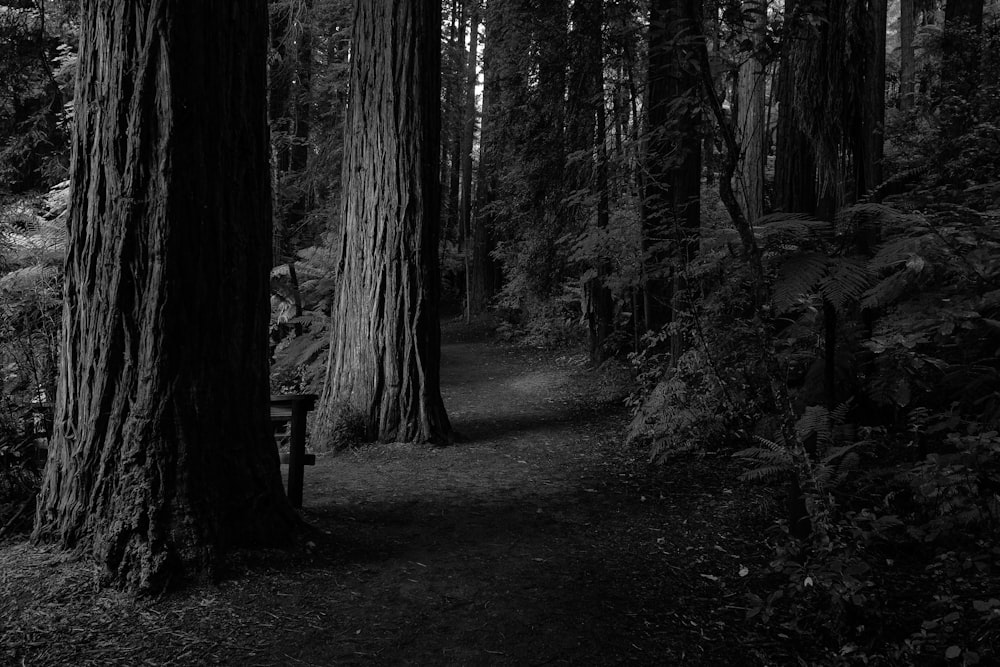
[568,0,613,363]
[313,0,453,445]
[33,0,296,593]
[898,0,917,111]
[642,0,702,336]
[774,0,817,213]
[269,0,317,262]
[789,0,886,212]
[735,0,767,224]
[468,0,527,316]
[860,0,886,194]
[458,0,480,321]
[942,0,985,123]
[459,0,479,259]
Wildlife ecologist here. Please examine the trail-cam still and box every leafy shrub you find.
[326,402,367,452]
[626,343,731,460]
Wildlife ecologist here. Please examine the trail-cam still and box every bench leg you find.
[286,405,307,508]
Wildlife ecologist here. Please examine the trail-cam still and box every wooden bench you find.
[21,395,319,509]
[269,393,318,508]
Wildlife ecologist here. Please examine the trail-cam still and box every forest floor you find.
[2,321,793,666]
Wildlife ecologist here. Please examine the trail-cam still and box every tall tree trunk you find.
[859,0,886,194]
[459,0,479,250]
[468,0,508,316]
[569,0,613,363]
[526,0,568,304]
[774,0,817,213]
[642,0,703,335]
[286,0,314,244]
[269,0,293,263]
[735,0,766,223]
[899,0,917,111]
[34,0,296,593]
[313,0,452,446]
[446,0,465,244]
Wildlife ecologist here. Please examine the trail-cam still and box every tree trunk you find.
[286,0,314,245]
[467,0,507,316]
[735,0,766,224]
[859,0,886,195]
[569,0,613,363]
[642,0,703,335]
[269,0,293,263]
[459,0,479,250]
[899,0,916,111]
[34,0,296,593]
[313,0,453,446]
[446,0,465,245]
[774,0,817,213]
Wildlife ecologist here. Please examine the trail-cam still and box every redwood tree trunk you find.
[774,0,817,213]
[468,0,509,316]
[642,0,702,334]
[735,0,766,223]
[859,0,886,194]
[569,0,613,363]
[313,0,452,445]
[34,0,295,593]
[459,0,479,250]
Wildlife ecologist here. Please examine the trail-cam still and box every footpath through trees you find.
[2,324,784,665]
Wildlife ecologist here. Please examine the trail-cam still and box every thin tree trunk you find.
[468,0,505,316]
[859,0,886,194]
[899,0,916,111]
[313,0,452,446]
[270,0,293,264]
[459,0,479,250]
[735,0,766,223]
[447,0,465,244]
[286,0,314,244]
[34,0,296,593]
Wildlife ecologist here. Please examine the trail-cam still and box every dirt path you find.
[1,328,772,666]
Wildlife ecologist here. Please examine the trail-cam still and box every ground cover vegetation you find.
[1,0,1000,663]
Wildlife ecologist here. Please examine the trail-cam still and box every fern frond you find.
[796,405,832,447]
[740,465,792,483]
[755,213,832,245]
[733,446,793,465]
[869,235,933,272]
[837,202,908,225]
[819,257,873,311]
[753,433,789,450]
[861,268,919,310]
[773,252,830,312]
[829,401,852,427]
[816,447,861,490]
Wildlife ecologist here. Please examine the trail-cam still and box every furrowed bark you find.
[314,0,453,446]
[34,0,296,593]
